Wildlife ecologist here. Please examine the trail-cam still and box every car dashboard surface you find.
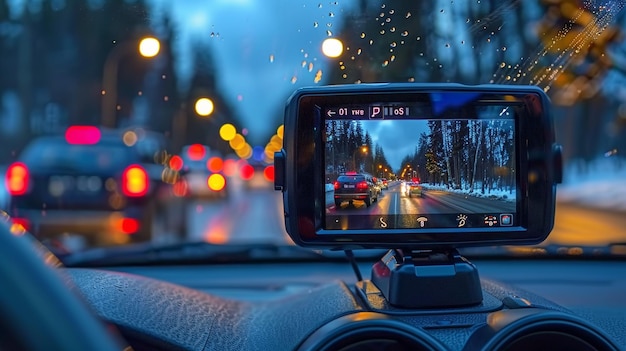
[63,258,626,351]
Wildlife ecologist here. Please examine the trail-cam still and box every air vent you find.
[297,312,446,351]
[465,309,619,351]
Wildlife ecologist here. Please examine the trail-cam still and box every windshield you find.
[1,0,625,261]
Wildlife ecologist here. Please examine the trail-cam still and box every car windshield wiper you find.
[59,241,350,267]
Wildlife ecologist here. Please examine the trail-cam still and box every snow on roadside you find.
[421,183,516,202]
[557,157,626,211]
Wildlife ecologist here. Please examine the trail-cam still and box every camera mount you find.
[363,248,483,309]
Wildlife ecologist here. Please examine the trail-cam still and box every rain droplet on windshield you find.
[360,32,366,38]
[401,31,408,37]
[269,54,275,63]
[313,22,318,27]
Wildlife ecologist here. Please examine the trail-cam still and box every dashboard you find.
[63,258,626,351]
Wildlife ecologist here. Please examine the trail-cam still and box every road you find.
[327,181,515,214]
[1,173,625,249]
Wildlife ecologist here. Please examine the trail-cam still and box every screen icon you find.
[416,216,428,228]
[500,214,513,226]
[483,215,498,227]
[456,214,468,227]
[370,105,383,119]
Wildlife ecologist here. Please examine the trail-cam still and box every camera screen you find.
[323,104,518,231]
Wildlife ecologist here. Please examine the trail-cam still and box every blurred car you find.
[381,178,389,190]
[333,172,379,207]
[400,180,422,198]
[4,126,166,247]
[177,144,228,199]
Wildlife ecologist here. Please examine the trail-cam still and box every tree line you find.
[325,120,392,181]
[0,0,242,162]
[401,119,515,194]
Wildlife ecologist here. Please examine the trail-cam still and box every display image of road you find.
[325,180,516,229]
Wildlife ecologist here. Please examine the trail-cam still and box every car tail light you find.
[5,162,29,195]
[122,164,149,197]
[334,181,340,190]
[187,143,206,161]
[169,155,184,171]
[118,218,140,234]
[65,126,101,145]
[240,164,254,181]
[207,157,223,173]
[10,217,30,234]
[357,181,368,190]
[263,165,274,182]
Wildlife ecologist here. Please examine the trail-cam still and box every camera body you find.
[274,83,561,250]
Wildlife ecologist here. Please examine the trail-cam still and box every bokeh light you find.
[138,37,160,58]
[219,123,237,141]
[322,38,343,58]
[195,97,214,117]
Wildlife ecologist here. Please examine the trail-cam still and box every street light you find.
[101,36,161,128]
[194,97,215,117]
[352,145,368,171]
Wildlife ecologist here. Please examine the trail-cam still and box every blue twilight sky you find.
[147,0,358,145]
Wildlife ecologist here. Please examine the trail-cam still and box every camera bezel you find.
[277,83,559,250]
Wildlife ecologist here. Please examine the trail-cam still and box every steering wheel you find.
[0,220,122,351]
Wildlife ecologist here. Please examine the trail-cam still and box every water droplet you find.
[357,48,362,55]
[406,12,412,18]
[401,31,409,37]
[408,77,415,82]
[313,22,318,28]
[505,75,511,80]
[380,29,385,35]
[389,26,395,32]
[269,54,274,63]
[327,23,332,27]
[329,12,334,17]
[308,62,314,72]
[461,40,465,44]
[379,12,385,17]
[390,55,396,62]
[466,18,470,23]
[445,43,450,48]
[486,37,491,42]
[389,9,395,15]
[500,62,506,68]
[326,30,333,36]
[314,69,323,83]
[301,61,307,68]
[340,65,346,70]
[390,42,397,48]
[416,36,421,41]
[360,32,366,39]
[440,9,444,13]
[382,60,389,67]
[369,39,374,45]
[381,4,386,8]
[318,3,322,8]
[291,76,298,84]
[161,75,167,79]
[342,73,348,79]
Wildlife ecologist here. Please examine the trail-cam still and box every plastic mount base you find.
[368,248,483,309]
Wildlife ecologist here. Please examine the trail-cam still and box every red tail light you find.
[65,126,101,145]
[356,181,368,190]
[334,181,340,190]
[5,162,29,195]
[118,218,140,234]
[122,164,148,197]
